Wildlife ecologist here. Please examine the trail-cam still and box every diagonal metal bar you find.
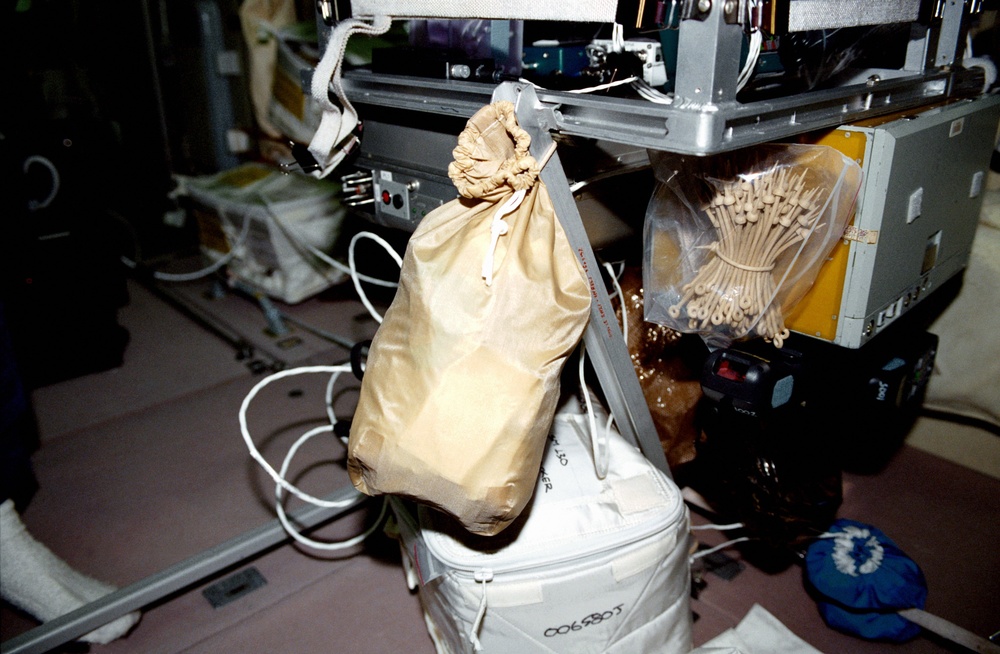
[1,486,367,654]
[492,82,671,477]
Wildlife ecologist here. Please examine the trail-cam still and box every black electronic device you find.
[700,345,801,418]
[371,46,503,82]
[689,327,939,567]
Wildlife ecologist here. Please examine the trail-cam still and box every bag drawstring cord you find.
[469,568,494,651]
[482,189,526,286]
[479,143,558,286]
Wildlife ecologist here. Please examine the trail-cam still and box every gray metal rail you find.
[1,488,367,654]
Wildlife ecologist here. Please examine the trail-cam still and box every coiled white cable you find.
[274,423,387,551]
[239,225,403,551]
[240,365,360,508]
[240,364,387,551]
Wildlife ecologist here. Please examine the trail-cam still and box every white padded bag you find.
[391,397,693,654]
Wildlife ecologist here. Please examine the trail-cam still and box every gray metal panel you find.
[838,95,1000,347]
[866,99,998,305]
[358,119,459,178]
[934,0,967,67]
[366,167,456,229]
[673,3,744,104]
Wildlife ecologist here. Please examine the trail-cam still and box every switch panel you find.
[363,168,452,231]
[374,173,412,223]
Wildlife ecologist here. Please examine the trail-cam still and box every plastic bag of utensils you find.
[643,144,861,350]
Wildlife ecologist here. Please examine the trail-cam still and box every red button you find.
[381,190,391,204]
[717,360,746,382]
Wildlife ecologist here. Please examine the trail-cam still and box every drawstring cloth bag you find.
[805,519,927,642]
[348,101,591,536]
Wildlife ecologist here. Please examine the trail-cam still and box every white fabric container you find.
[185,163,344,304]
[391,397,692,654]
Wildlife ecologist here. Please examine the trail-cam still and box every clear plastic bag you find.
[643,143,862,349]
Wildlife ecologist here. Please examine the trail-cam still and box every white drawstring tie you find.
[469,568,494,651]
[482,189,526,286]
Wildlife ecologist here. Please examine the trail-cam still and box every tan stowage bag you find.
[348,101,590,535]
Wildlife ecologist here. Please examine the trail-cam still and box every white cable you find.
[239,365,362,508]
[577,342,608,479]
[325,367,360,439]
[125,255,230,282]
[121,206,253,282]
[241,363,391,551]
[737,1,763,92]
[520,76,639,95]
[565,76,638,94]
[690,537,751,561]
[603,261,628,340]
[23,155,60,211]
[274,423,387,551]
[631,78,674,104]
[737,29,762,91]
[349,231,403,324]
[691,522,745,531]
[121,172,251,283]
[611,23,625,53]
[577,262,631,479]
[277,492,387,552]
[305,242,399,288]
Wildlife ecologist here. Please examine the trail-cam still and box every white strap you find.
[307,15,392,179]
[481,189,526,286]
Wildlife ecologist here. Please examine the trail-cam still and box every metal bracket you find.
[493,82,672,478]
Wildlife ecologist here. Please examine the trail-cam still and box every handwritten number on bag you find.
[543,604,625,637]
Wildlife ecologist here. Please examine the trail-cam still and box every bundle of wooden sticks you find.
[667,166,826,348]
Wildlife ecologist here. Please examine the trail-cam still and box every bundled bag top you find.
[348,101,591,536]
